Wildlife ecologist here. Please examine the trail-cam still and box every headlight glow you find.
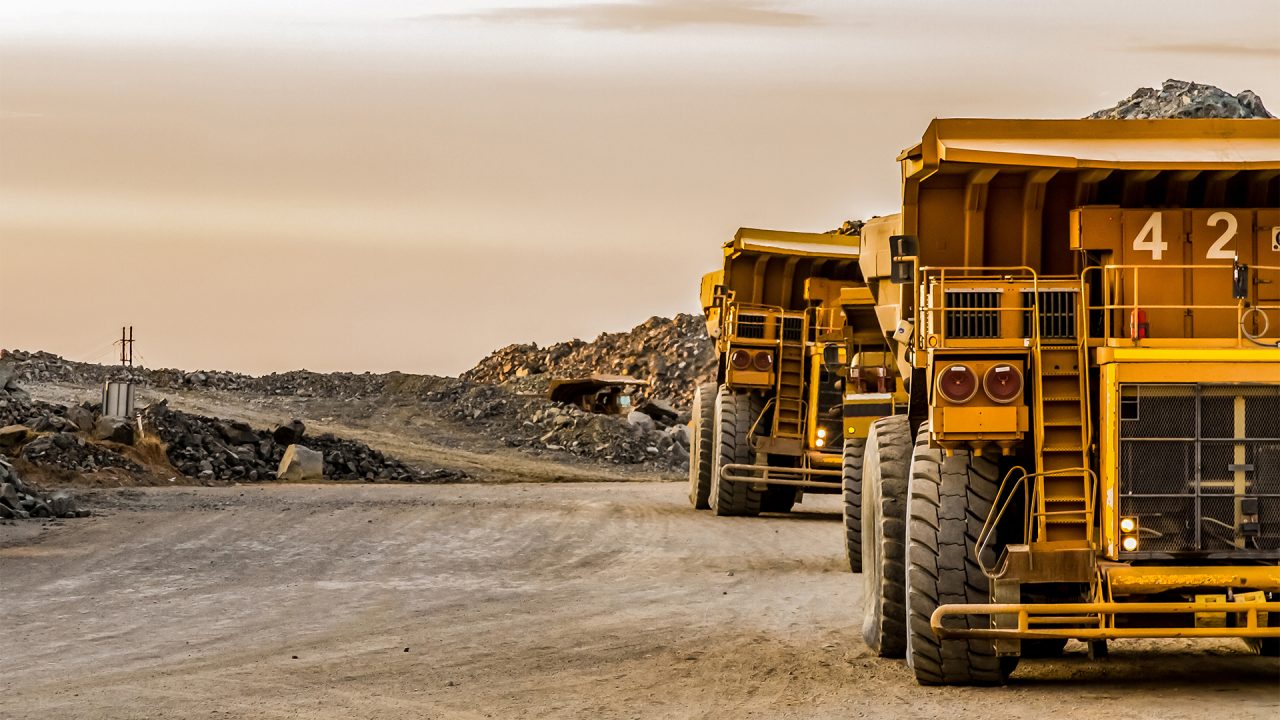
[1122,536,1139,552]
[1119,517,1137,533]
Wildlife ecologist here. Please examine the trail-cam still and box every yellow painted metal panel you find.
[1107,565,1280,595]
[920,118,1280,171]
[730,227,860,259]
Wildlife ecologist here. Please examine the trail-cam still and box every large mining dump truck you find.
[843,118,1280,685]
[688,228,883,516]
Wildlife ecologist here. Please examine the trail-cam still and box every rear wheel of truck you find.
[842,436,866,573]
[687,382,718,509]
[710,388,764,517]
[860,415,910,658]
[904,423,1015,685]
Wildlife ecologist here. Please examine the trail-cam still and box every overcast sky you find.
[2,1,1278,375]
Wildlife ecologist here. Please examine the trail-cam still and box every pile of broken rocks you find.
[461,314,715,410]
[140,401,464,483]
[0,457,86,519]
[430,380,691,469]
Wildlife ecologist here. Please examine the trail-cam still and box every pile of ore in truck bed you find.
[1089,79,1272,119]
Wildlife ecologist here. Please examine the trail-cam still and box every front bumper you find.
[932,599,1280,641]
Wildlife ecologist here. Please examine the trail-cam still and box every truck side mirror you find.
[890,235,918,256]
[889,235,918,285]
[1233,263,1249,300]
[891,258,914,284]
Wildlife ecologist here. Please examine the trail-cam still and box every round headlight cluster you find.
[730,349,774,372]
[938,363,1025,404]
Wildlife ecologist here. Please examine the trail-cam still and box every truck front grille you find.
[943,289,1001,339]
[735,314,766,339]
[1021,289,1077,340]
[782,316,804,342]
[1118,383,1280,558]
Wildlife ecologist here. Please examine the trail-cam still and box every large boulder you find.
[277,444,323,482]
[626,410,656,431]
[0,424,29,450]
[273,419,306,446]
[92,416,136,445]
[66,405,96,433]
[218,420,259,445]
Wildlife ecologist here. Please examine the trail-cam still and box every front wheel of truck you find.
[687,382,718,509]
[860,415,910,658]
[842,436,865,573]
[710,388,763,517]
[904,423,1015,686]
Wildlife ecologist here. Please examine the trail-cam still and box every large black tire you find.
[860,415,911,658]
[761,485,797,513]
[904,423,1015,685]
[710,388,764,517]
[687,382,718,510]
[842,437,866,573]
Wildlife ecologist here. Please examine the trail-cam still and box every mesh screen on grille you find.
[1119,383,1280,556]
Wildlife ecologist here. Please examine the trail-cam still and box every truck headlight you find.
[983,364,1023,404]
[1122,536,1139,552]
[938,364,979,403]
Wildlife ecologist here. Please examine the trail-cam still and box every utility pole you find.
[117,326,134,368]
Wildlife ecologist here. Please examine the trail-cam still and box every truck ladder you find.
[772,314,808,439]
[1031,340,1092,543]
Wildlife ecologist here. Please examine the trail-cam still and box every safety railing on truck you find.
[724,302,842,344]
[915,266,1085,348]
[1081,264,1280,347]
[724,303,785,342]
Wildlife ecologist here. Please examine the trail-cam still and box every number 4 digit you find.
[1206,211,1237,260]
[1133,212,1167,260]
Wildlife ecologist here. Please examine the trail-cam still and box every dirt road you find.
[2,483,1277,719]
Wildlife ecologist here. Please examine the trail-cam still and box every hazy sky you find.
[2,1,1278,375]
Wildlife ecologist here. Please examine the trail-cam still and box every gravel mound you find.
[1089,79,1273,119]
[140,401,463,483]
[462,314,715,409]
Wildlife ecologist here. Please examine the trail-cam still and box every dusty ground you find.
[2,483,1277,720]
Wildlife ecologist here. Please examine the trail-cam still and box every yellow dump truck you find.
[688,228,878,516]
[845,118,1280,684]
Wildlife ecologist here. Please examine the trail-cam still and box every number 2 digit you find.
[1206,211,1237,260]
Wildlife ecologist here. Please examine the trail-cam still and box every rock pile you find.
[2,349,392,400]
[430,380,691,468]
[140,401,462,483]
[462,314,715,409]
[0,457,86,520]
[1089,79,1273,119]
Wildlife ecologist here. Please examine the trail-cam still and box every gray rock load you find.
[1089,79,1273,119]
